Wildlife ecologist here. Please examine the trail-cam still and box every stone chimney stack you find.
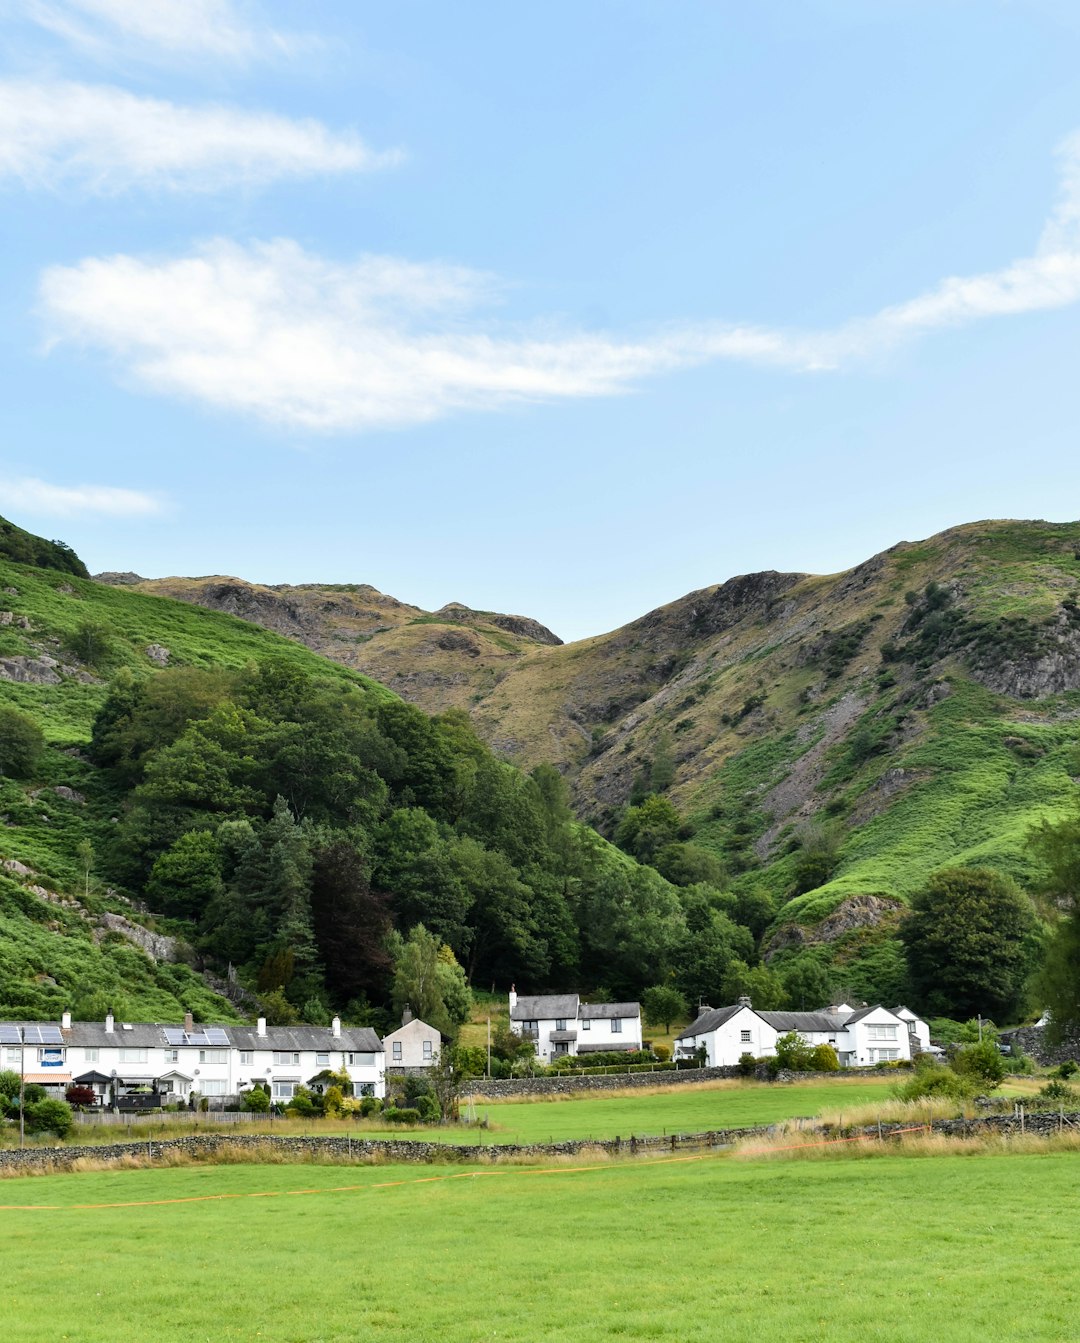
[257,1016,267,1038]
[508,984,517,1012]
[736,996,752,1009]
[61,1010,71,1030]
[402,1004,414,1025]
[184,1011,194,1034]
[105,1011,114,1033]
[331,1015,341,1038]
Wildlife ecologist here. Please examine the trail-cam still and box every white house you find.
[508,990,642,1062]
[1,1011,386,1106]
[383,1014,442,1070]
[673,999,929,1068]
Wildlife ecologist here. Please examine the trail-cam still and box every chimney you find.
[402,1004,414,1025]
[736,996,752,1009]
[105,1011,114,1033]
[331,1015,341,1038]
[61,1010,71,1030]
[508,984,517,1012]
[183,1011,194,1034]
[256,1016,267,1038]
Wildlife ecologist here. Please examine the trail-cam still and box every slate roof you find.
[577,1042,637,1054]
[549,1030,578,1043]
[510,994,579,1022]
[841,1006,899,1027]
[674,1004,748,1041]
[579,1002,640,1019]
[757,1011,848,1033]
[4,1021,384,1052]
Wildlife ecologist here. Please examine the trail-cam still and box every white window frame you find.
[200,1079,228,1096]
[611,1018,622,1034]
[84,1047,99,1063]
[866,1025,898,1042]
[740,1030,753,1044]
[199,1048,228,1064]
[316,1052,330,1067]
[272,1051,300,1066]
[272,1081,296,1100]
[164,1049,179,1064]
[581,1019,591,1031]
[118,1048,147,1063]
[422,1040,433,1060]
[239,1051,253,1066]
[392,1042,402,1061]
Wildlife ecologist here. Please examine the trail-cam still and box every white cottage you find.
[508,990,642,1061]
[383,1014,442,1069]
[1,1011,386,1106]
[674,999,928,1069]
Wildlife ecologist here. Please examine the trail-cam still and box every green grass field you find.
[461,1077,900,1142]
[3,1152,1078,1341]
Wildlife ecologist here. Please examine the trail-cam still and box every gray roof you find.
[510,994,579,1022]
[549,1030,578,1042]
[576,1042,638,1054]
[842,1006,899,1027]
[579,1002,640,1019]
[757,1011,848,1033]
[675,1004,748,1041]
[5,1020,383,1052]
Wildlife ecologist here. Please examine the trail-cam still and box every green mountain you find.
[0,519,713,1027]
[109,519,1080,1008]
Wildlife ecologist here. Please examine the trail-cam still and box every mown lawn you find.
[2,1152,1078,1341]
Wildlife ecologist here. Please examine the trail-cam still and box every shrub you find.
[383,1106,421,1125]
[774,1031,815,1072]
[359,1096,383,1117]
[653,1044,671,1063]
[23,1097,74,1138]
[809,1044,840,1072]
[894,1058,979,1102]
[241,1085,271,1113]
[737,1052,757,1078]
[322,1085,345,1117]
[286,1087,317,1118]
[952,1040,1007,1087]
[1054,1060,1079,1080]
[0,706,44,779]
[1037,1079,1077,1104]
[414,1093,440,1123]
[65,1085,96,1108]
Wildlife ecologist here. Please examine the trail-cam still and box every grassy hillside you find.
[0,552,397,1021]
[114,519,1080,1004]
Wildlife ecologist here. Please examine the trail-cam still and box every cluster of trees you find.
[86,662,781,1028]
[0,1072,74,1137]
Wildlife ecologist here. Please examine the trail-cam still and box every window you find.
[200,1080,228,1096]
[611,1018,622,1034]
[199,1049,228,1064]
[521,1021,538,1039]
[357,1083,374,1098]
[84,1047,98,1063]
[272,1081,296,1100]
[349,1052,374,1067]
[316,1052,330,1066]
[164,1049,179,1064]
[239,1051,253,1065]
[118,1048,147,1063]
[273,1051,300,1066]
[740,1030,753,1044]
[422,1040,433,1060]
[873,1048,900,1062]
[392,1042,402,1061]
[581,1019,591,1031]
[38,1047,64,1064]
[866,1025,897,1042]
[555,1018,567,1031]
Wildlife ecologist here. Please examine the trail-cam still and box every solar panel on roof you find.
[204,1028,229,1045]
[38,1025,63,1044]
[0,1025,20,1044]
[163,1027,186,1046]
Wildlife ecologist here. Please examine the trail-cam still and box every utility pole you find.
[18,1026,26,1149]
[486,1017,491,1079]
[978,1014,983,1043]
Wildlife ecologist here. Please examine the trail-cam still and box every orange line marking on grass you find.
[0,1151,715,1213]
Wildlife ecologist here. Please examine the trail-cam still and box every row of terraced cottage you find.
[1,995,932,1109]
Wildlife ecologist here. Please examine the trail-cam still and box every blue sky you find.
[2,1,1080,641]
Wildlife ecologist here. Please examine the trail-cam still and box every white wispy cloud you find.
[0,80,398,193]
[0,476,162,518]
[16,0,305,63]
[37,136,1080,432]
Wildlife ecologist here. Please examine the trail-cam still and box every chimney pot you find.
[508,984,517,1011]
[257,1016,267,1038]
[736,996,752,1009]
[331,1015,341,1038]
[105,1011,114,1033]
[61,1010,71,1030]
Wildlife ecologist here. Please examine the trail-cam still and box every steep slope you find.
[108,520,1080,1002]
[97,574,562,716]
